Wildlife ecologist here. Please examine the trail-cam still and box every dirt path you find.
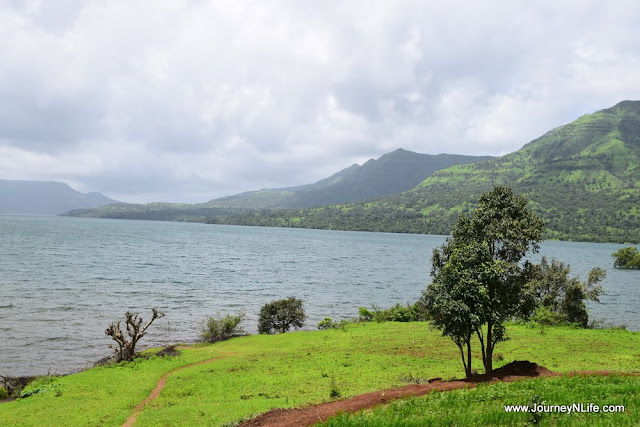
[121,355,226,427]
[237,361,560,427]
[121,359,635,427]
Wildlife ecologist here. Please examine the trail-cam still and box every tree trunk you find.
[476,326,486,368]
[466,336,472,377]
[457,340,472,378]
[484,320,493,374]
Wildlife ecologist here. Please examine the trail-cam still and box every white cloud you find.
[1,1,640,202]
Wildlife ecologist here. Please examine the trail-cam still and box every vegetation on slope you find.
[63,149,492,217]
[63,203,251,221]
[63,101,640,243]
[206,149,494,209]
[206,101,640,243]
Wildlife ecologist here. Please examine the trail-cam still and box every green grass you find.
[0,322,638,426]
[322,374,640,426]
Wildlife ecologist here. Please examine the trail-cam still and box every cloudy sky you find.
[1,1,640,203]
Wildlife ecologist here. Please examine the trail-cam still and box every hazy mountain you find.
[62,100,640,243]
[0,180,118,215]
[62,149,493,219]
[206,149,494,209]
[206,101,640,243]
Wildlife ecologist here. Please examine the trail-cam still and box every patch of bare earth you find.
[238,361,557,427]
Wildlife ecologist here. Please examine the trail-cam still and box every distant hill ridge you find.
[63,100,640,243]
[203,100,640,243]
[64,148,494,219]
[206,149,494,209]
[0,180,117,215]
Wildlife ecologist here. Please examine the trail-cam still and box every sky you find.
[1,1,640,203]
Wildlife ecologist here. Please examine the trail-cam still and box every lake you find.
[0,214,638,376]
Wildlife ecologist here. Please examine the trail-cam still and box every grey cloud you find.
[1,1,640,202]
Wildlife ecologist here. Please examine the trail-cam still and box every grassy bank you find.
[0,322,639,426]
[323,374,640,426]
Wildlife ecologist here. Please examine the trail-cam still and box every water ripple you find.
[0,214,638,377]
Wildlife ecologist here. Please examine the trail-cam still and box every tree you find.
[105,308,164,362]
[258,297,306,334]
[529,256,605,327]
[421,186,545,377]
[612,246,640,269]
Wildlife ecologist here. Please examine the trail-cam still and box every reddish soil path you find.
[121,355,226,427]
[239,380,479,427]
[121,358,636,427]
[238,361,559,427]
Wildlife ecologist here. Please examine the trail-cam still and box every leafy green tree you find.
[258,297,306,334]
[612,246,640,269]
[422,186,545,377]
[529,257,605,327]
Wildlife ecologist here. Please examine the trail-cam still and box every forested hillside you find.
[63,149,492,219]
[206,149,493,209]
[206,101,640,243]
[64,101,640,243]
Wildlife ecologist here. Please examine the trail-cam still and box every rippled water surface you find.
[0,215,638,376]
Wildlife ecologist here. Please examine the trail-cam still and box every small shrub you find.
[336,319,352,330]
[329,376,341,398]
[0,386,8,399]
[398,373,429,384]
[358,307,374,322]
[612,246,640,269]
[608,323,628,330]
[317,317,334,330]
[367,303,422,323]
[532,307,567,326]
[258,297,306,334]
[19,376,61,398]
[200,312,246,343]
[318,317,353,330]
[389,303,418,322]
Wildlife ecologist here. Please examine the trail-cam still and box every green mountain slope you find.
[62,149,493,220]
[206,149,494,209]
[0,179,118,215]
[206,101,640,243]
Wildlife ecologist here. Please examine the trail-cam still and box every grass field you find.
[0,322,639,426]
[323,374,640,426]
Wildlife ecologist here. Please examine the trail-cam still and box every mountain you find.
[205,101,640,243]
[206,149,494,209]
[63,149,494,219]
[62,100,640,242]
[0,180,118,215]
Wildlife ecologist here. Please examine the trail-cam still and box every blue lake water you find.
[0,214,638,376]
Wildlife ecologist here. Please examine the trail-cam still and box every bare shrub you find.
[105,308,164,362]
